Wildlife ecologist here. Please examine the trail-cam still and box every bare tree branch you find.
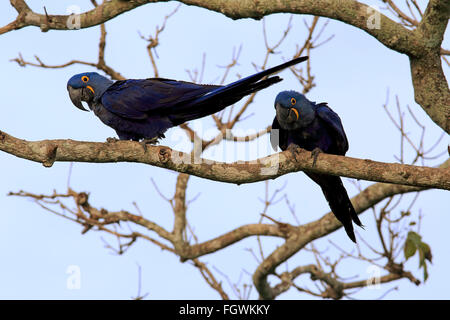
[252,177,437,299]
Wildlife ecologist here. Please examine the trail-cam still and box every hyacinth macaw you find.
[270,91,363,242]
[67,56,308,144]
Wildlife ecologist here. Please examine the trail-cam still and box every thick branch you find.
[3,0,421,56]
[0,130,448,190]
[172,173,189,251]
[409,54,450,133]
[417,0,449,50]
[183,0,423,55]
[1,0,148,34]
[180,224,287,261]
[410,0,450,132]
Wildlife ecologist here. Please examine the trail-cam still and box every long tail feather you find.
[305,172,362,242]
[174,76,282,123]
[169,56,308,124]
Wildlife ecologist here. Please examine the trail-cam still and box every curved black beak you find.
[67,85,89,111]
[276,104,298,124]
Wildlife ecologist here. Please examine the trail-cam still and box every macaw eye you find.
[81,76,89,82]
[291,98,296,105]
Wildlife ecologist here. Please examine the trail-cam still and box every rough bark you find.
[0,130,448,190]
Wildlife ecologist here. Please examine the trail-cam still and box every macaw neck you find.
[299,106,316,127]
[93,79,114,101]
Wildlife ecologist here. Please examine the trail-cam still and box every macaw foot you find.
[139,137,160,152]
[287,144,302,160]
[106,137,119,143]
[311,147,323,167]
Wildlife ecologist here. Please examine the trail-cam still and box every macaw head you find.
[274,90,315,130]
[67,72,113,111]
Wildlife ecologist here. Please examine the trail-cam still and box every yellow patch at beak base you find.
[86,85,95,94]
[290,108,299,120]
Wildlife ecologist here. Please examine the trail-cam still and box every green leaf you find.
[418,246,425,267]
[420,242,432,263]
[404,231,421,260]
[407,231,422,245]
[404,238,417,260]
[423,262,429,282]
[404,231,432,282]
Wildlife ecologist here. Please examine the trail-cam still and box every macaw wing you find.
[316,103,349,155]
[100,78,222,120]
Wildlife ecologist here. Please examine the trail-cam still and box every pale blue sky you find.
[0,1,448,299]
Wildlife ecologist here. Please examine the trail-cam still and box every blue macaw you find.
[67,56,308,144]
[270,91,363,242]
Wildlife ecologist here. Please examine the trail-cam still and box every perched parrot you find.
[270,91,363,242]
[67,56,308,144]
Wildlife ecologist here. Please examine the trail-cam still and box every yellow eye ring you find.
[81,76,89,82]
[291,97,296,105]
